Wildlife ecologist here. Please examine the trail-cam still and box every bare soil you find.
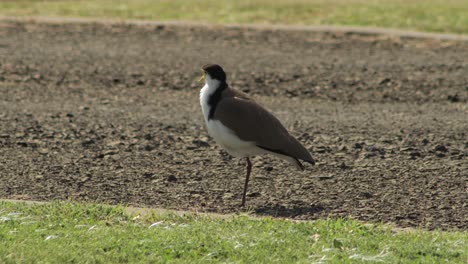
[0,20,466,230]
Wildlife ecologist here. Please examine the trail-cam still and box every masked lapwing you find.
[199,64,315,207]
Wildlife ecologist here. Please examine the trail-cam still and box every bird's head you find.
[199,64,226,84]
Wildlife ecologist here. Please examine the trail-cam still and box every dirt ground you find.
[0,20,466,230]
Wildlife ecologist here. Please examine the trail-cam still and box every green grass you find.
[0,0,467,34]
[0,201,466,263]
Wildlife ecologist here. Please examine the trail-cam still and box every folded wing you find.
[213,96,314,164]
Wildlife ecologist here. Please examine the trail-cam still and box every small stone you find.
[379,78,391,85]
[364,152,377,159]
[447,94,459,102]
[434,145,448,152]
[316,146,329,153]
[38,148,49,155]
[143,172,154,178]
[79,175,91,182]
[354,143,363,149]
[103,150,119,156]
[144,144,155,151]
[318,175,334,180]
[400,147,414,152]
[17,141,28,147]
[247,192,261,197]
[410,152,421,159]
[192,139,210,147]
[339,162,348,170]
[223,193,234,199]
[381,139,393,144]
[81,139,95,146]
[106,141,122,147]
[27,140,41,148]
[167,175,177,182]
[15,133,25,138]
[110,154,121,161]
[367,146,380,152]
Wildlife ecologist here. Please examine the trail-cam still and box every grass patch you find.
[0,201,466,263]
[0,0,467,34]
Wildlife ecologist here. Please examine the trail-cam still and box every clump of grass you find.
[0,0,467,34]
[0,200,466,263]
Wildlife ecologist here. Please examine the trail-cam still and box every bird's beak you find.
[199,71,206,83]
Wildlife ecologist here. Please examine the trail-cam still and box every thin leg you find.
[241,157,252,207]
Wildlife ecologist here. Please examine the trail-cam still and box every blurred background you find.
[1,0,467,34]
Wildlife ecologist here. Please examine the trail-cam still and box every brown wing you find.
[213,94,314,164]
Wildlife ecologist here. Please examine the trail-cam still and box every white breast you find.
[199,82,213,123]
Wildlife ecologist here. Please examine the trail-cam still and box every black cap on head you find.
[202,64,226,82]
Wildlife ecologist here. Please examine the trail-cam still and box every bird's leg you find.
[241,157,252,207]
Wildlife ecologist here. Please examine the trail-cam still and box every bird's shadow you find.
[253,204,324,218]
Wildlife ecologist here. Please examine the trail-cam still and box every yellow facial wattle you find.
[199,71,206,82]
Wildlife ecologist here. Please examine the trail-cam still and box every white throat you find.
[199,75,221,122]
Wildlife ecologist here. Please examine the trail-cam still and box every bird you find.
[199,64,314,207]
